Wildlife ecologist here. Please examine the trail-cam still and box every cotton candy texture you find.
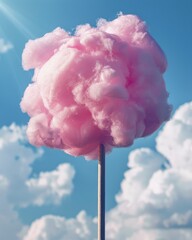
[21,15,171,159]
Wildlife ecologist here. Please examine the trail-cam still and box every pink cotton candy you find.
[21,14,171,160]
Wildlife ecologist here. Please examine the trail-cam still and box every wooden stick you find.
[98,143,105,240]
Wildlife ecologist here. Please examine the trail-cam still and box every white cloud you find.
[115,148,166,206]
[129,229,192,240]
[26,163,75,206]
[0,124,42,205]
[0,200,22,240]
[105,101,192,239]
[23,101,192,240]
[0,173,22,240]
[23,211,97,240]
[0,38,13,53]
[0,124,40,240]
[1,101,192,240]
[164,211,192,228]
[156,102,192,169]
[0,124,75,239]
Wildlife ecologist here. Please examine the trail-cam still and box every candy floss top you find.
[21,14,171,160]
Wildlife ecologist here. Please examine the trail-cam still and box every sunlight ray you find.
[0,1,34,38]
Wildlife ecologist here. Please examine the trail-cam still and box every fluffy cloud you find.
[0,124,40,240]
[0,38,13,53]
[24,101,192,240]
[130,229,192,240]
[106,102,192,239]
[156,102,192,169]
[0,124,75,239]
[26,163,75,206]
[23,211,97,240]
[1,102,192,239]
[115,148,167,206]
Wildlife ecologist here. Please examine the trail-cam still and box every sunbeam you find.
[0,1,34,38]
[0,1,35,100]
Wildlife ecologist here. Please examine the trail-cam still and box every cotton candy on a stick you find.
[21,14,171,160]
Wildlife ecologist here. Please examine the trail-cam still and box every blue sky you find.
[0,0,192,239]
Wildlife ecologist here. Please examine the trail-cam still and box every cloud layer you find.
[0,124,75,240]
[26,163,75,206]
[0,101,191,239]
[24,102,192,240]
[23,211,97,240]
[106,102,192,239]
